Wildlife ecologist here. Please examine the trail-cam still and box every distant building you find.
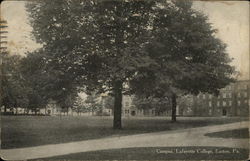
[44,99,61,115]
[122,95,135,116]
[102,95,173,117]
[193,80,249,116]
[42,99,76,116]
[101,80,249,117]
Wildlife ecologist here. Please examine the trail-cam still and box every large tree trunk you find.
[171,93,177,122]
[113,81,123,129]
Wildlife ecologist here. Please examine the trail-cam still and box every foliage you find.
[26,0,158,93]
[103,96,114,110]
[128,0,235,121]
[1,54,29,109]
[26,0,160,128]
[1,54,46,112]
[132,95,171,115]
[85,93,102,113]
[26,0,235,126]
[130,0,235,97]
[73,95,88,113]
[20,50,78,109]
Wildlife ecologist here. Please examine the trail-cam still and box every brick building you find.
[193,80,249,116]
[101,80,249,117]
[102,95,174,117]
[121,95,168,116]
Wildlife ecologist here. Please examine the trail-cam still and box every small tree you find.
[73,95,87,115]
[85,93,102,115]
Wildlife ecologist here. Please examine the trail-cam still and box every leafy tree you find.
[85,93,102,115]
[176,95,194,116]
[0,53,48,114]
[129,1,235,121]
[132,95,171,116]
[26,0,235,128]
[27,91,45,114]
[102,96,114,110]
[73,95,88,115]
[1,54,30,113]
[26,0,158,129]
[20,50,79,113]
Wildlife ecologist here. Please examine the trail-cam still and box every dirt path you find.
[1,121,248,160]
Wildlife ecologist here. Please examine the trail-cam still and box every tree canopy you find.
[26,0,235,128]
[1,54,46,113]
[127,0,235,121]
[1,54,28,110]
[20,50,79,110]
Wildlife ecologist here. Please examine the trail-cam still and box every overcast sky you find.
[1,1,249,80]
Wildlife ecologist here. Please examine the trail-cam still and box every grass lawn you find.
[34,146,248,160]
[1,115,247,149]
[204,128,249,139]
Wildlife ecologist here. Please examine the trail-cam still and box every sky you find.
[193,1,249,80]
[1,1,249,80]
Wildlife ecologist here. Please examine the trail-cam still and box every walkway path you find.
[1,121,248,160]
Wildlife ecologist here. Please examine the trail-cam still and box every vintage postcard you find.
[0,0,249,160]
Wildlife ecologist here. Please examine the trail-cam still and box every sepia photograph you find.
[0,0,249,160]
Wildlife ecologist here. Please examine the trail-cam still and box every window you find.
[223,101,226,107]
[209,109,212,115]
[229,101,232,106]
[209,95,212,99]
[237,100,241,106]
[244,100,248,104]
[244,84,248,89]
[238,92,241,98]
[203,94,206,99]
[244,92,247,98]
[223,93,227,98]
[209,101,212,107]
[218,95,221,99]
[125,102,129,107]
[217,101,220,107]
[228,92,232,98]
